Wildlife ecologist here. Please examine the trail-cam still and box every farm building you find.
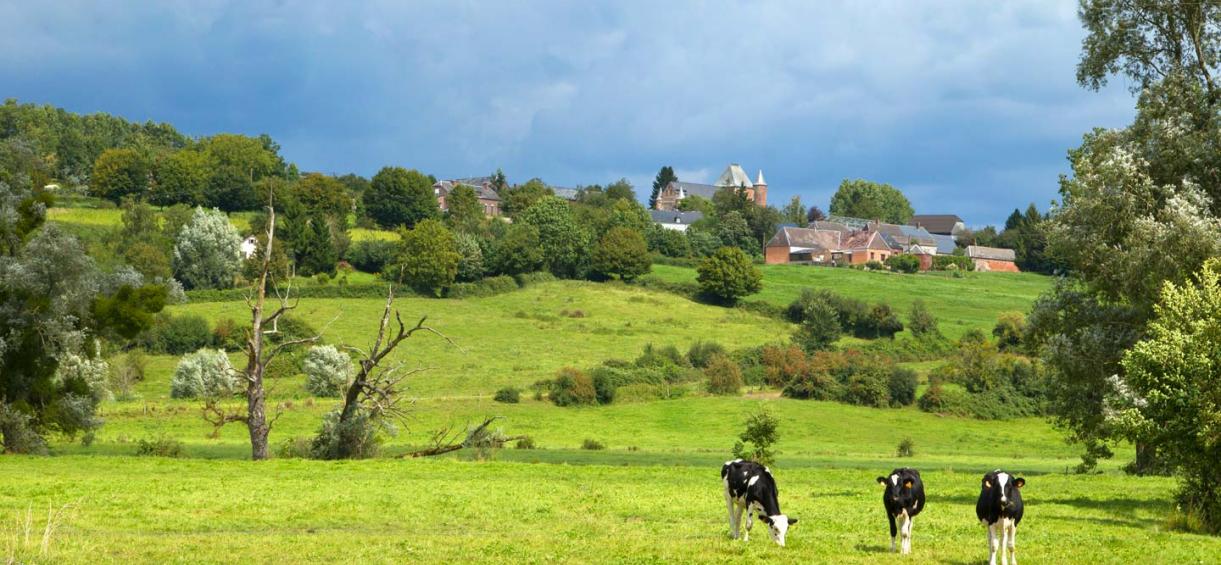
[967,245,1020,272]
[908,214,966,237]
[433,177,502,217]
[764,225,894,266]
[654,163,768,210]
[649,210,703,231]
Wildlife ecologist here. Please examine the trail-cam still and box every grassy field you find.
[48,206,257,234]
[161,281,792,398]
[647,264,1053,339]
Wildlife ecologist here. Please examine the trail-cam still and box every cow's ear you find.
[758,514,772,525]
[1015,478,1025,489]
[787,517,798,525]
[983,480,992,489]
[903,480,913,489]
[876,476,887,485]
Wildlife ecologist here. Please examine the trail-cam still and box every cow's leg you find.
[741,503,752,541]
[987,523,999,565]
[901,513,913,555]
[896,511,908,554]
[999,520,1010,565]
[724,490,739,539]
[1006,521,1018,565]
[887,512,897,552]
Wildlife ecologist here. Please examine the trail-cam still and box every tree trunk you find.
[246,360,270,460]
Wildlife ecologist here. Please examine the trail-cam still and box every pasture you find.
[646,264,1053,339]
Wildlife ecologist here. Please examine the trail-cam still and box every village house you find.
[967,245,1020,272]
[648,209,704,231]
[433,177,502,217]
[764,223,894,266]
[654,163,768,210]
[908,214,966,237]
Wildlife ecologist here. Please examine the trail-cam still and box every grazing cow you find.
[721,459,798,546]
[976,469,1026,565]
[875,467,925,554]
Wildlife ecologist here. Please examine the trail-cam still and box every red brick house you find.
[433,177,502,217]
[967,245,1020,272]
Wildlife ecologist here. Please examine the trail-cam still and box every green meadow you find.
[10,208,1216,563]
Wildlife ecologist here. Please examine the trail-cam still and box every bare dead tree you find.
[204,194,320,460]
[404,416,526,458]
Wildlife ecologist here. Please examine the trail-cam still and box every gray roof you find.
[550,186,580,200]
[807,220,849,232]
[649,210,704,225]
[766,226,842,250]
[931,234,957,255]
[667,181,720,200]
[909,214,965,235]
[714,164,755,188]
[434,178,500,201]
[967,245,1016,261]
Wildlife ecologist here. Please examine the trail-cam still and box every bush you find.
[897,437,915,458]
[393,219,460,296]
[514,436,537,449]
[515,271,557,287]
[731,408,779,466]
[888,366,919,407]
[761,345,807,388]
[447,274,521,298]
[636,343,688,369]
[170,349,238,399]
[301,345,353,397]
[917,382,973,416]
[864,260,884,270]
[310,408,383,460]
[172,207,242,290]
[493,387,521,404]
[592,227,652,281]
[346,239,399,274]
[704,354,744,395]
[0,405,47,455]
[993,311,1026,352]
[908,299,939,337]
[843,369,890,407]
[109,350,147,401]
[277,436,313,458]
[549,368,597,407]
[581,438,606,450]
[868,303,904,339]
[210,317,246,351]
[614,383,686,403]
[885,254,921,273]
[269,315,320,344]
[591,371,617,404]
[148,314,212,354]
[696,247,762,303]
[793,293,841,352]
[135,435,185,458]
[932,254,974,271]
[454,232,485,282]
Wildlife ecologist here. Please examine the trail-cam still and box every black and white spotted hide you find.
[976,469,1026,565]
[721,459,797,546]
[876,467,925,554]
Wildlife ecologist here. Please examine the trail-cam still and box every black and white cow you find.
[875,467,925,554]
[721,459,797,546]
[976,469,1026,565]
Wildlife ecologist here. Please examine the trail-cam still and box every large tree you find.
[697,246,762,303]
[828,179,914,223]
[364,166,439,229]
[518,196,590,278]
[650,166,677,209]
[394,219,460,296]
[592,227,650,281]
[90,148,150,203]
[1077,0,1221,95]
[782,196,806,226]
[444,184,483,234]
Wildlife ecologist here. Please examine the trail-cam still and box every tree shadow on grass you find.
[852,542,890,554]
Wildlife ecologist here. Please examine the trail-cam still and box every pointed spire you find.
[755,169,767,186]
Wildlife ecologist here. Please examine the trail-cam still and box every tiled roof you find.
[967,245,1016,261]
[435,178,501,201]
[909,214,965,235]
[649,210,704,225]
[930,233,957,255]
[667,181,720,200]
[766,227,841,250]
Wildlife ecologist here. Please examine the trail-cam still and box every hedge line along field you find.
[646,263,1053,340]
[161,281,794,397]
[3,457,1218,563]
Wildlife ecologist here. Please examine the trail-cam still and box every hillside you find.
[646,263,1053,339]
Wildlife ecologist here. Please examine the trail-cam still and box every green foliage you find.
[793,292,841,353]
[490,223,545,276]
[908,299,939,338]
[685,229,720,257]
[592,227,650,281]
[686,340,726,369]
[151,149,209,206]
[364,167,439,229]
[169,349,237,400]
[135,435,185,458]
[145,314,212,355]
[501,178,552,218]
[392,219,460,296]
[454,231,485,282]
[731,407,779,465]
[445,184,484,233]
[90,284,167,341]
[649,165,677,209]
[885,253,920,274]
[888,367,918,407]
[310,408,383,460]
[0,178,50,256]
[549,368,597,407]
[1076,0,1221,94]
[172,207,241,290]
[345,239,398,274]
[292,215,339,276]
[647,225,691,258]
[715,210,756,253]
[782,195,806,226]
[704,354,744,395]
[302,345,353,397]
[293,173,352,224]
[519,196,590,278]
[493,387,521,404]
[897,437,915,458]
[993,311,1026,352]
[931,255,974,271]
[828,179,914,224]
[581,438,606,450]
[696,246,762,303]
[1119,259,1221,532]
[90,148,150,203]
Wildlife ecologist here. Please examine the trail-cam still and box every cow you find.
[721,459,798,546]
[876,467,925,554]
[976,469,1026,565]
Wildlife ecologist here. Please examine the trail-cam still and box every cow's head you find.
[757,514,797,546]
[982,471,1025,509]
[876,472,915,505]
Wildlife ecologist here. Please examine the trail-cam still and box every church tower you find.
[753,170,768,206]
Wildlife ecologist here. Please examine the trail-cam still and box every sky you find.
[1,1,1138,226]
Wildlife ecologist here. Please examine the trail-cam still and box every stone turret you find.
[753,169,768,206]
